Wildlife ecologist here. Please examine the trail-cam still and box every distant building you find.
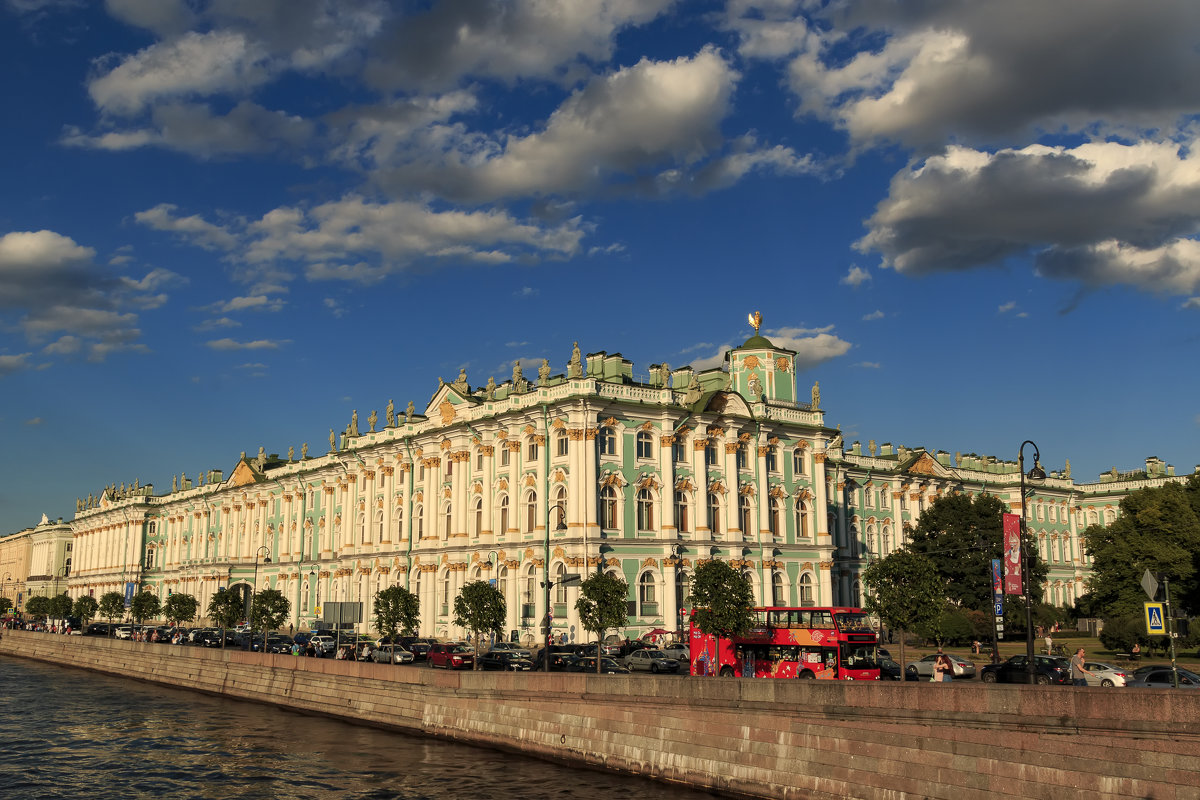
[30,322,1196,639]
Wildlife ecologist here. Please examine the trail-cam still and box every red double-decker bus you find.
[689,606,880,680]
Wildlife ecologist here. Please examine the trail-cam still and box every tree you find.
[453,580,506,669]
[906,493,1048,612]
[48,594,73,621]
[98,591,125,625]
[0,597,12,615]
[207,589,243,647]
[1082,479,1200,617]
[73,595,99,627]
[163,593,199,628]
[130,590,161,631]
[248,589,290,641]
[575,571,630,674]
[374,585,420,661]
[687,560,755,677]
[862,548,945,669]
[25,595,50,620]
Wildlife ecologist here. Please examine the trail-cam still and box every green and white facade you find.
[55,330,1197,640]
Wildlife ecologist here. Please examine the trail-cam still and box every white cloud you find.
[1184,297,1200,310]
[841,265,871,288]
[687,325,852,373]
[855,361,881,369]
[194,317,240,331]
[88,30,272,115]
[25,416,43,425]
[134,204,239,250]
[998,301,1017,313]
[216,295,284,313]
[206,338,288,351]
[861,310,884,321]
[857,140,1200,296]
[0,353,33,376]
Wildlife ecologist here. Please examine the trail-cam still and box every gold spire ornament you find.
[748,311,762,335]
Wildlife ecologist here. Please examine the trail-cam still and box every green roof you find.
[741,335,774,349]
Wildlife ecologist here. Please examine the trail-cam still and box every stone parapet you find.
[2,631,1198,800]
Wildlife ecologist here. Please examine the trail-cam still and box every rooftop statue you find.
[386,399,395,427]
[368,409,378,433]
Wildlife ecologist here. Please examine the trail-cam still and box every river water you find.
[0,657,726,800]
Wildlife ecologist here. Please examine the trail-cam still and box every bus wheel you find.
[719,666,735,677]
[797,670,816,680]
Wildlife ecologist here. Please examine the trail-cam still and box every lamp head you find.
[1027,461,1047,481]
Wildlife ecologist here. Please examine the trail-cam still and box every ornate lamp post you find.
[541,504,575,672]
[1018,441,1046,683]
[251,546,271,651]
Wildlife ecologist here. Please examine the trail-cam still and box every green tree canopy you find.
[575,571,629,673]
[48,594,73,620]
[25,595,50,619]
[72,595,99,626]
[688,560,755,675]
[0,597,12,615]
[163,593,199,627]
[1081,477,1200,617]
[453,580,506,668]
[98,591,125,624]
[862,548,945,665]
[906,493,1047,612]
[130,590,160,627]
[374,585,420,657]
[207,588,244,641]
[248,589,290,637]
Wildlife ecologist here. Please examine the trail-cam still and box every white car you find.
[1083,661,1128,687]
[660,644,688,662]
[624,649,680,673]
[113,625,133,639]
[308,634,337,654]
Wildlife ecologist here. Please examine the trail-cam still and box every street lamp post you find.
[541,504,573,672]
[1018,440,1046,683]
[1,572,11,621]
[251,546,271,651]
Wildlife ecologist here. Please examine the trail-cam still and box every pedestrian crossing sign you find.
[1144,602,1166,635]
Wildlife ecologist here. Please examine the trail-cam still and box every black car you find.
[400,637,433,661]
[980,655,1070,685]
[265,635,295,654]
[479,651,535,671]
[880,658,903,681]
[566,656,630,674]
[84,623,115,636]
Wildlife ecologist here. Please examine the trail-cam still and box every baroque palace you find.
[2,321,1194,641]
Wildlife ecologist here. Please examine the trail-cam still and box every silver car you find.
[905,653,977,680]
[1127,667,1200,688]
[624,649,679,673]
[659,643,689,662]
[370,645,415,664]
[488,642,533,660]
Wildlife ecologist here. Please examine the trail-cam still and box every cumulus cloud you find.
[0,229,176,361]
[778,0,1200,149]
[0,353,33,375]
[688,324,852,372]
[134,203,239,250]
[862,310,884,321]
[998,301,1017,314]
[841,265,871,288]
[364,0,674,92]
[857,140,1200,296]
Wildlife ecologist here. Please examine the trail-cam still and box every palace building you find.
[6,322,1194,640]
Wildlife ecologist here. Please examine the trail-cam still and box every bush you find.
[1098,615,1142,655]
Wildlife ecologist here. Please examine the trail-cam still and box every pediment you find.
[229,460,262,487]
[704,391,752,418]
[904,453,950,478]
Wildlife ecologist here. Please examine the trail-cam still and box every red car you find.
[428,642,474,669]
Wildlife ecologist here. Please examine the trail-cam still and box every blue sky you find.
[3,0,1199,534]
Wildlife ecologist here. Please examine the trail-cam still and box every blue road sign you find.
[994,601,1004,617]
[1145,602,1166,635]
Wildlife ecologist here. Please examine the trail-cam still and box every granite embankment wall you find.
[2,630,1198,800]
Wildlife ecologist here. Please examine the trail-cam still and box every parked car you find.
[980,655,1070,685]
[880,658,903,681]
[265,635,295,654]
[400,637,433,661]
[1081,661,1127,687]
[905,654,977,680]
[308,634,337,655]
[659,643,689,662]
[428,642,475,669]
[487,642,533,660]
[1127,667,1200,688]
[84,623,114,636]
[370,645,415,664]
[624,649,679,674]
[479,650,535,671]
[567,656,630,674]
[113,625,133,640]
[534,648,579,671]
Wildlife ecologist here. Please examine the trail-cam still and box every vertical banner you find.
[1002,513,1023,595]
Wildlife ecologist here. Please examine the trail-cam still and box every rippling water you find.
[0,657,725,800]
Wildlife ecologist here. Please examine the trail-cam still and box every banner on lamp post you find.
[1002,513,1023,595]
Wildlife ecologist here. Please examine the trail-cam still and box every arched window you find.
[799,573,814,606]
[735,445,747,471]
[795,499,809,539]
[375,511,384,542]
[394,506,404,540]
[522,568,536,618]
[636,488,654,531]
[772,572,785,606]
[601,486,618,530]
[882,525,892,556]
[674,491,689,533]
[554,562,567,603]
[765,445,778,473]
[769,496,782,535]
[415,504,424,539]
[498,565,508,602]
[708,492,720,532]
[793,448,805,476]
[866,525,875,556]
[852,580,862,608]
[498,495,509,535]
[302,579,310,612]
[443,504,452,539]
[599,426,617,457]
[473,497,483,537]
[738,494,752,534]
[638,572,657,615]
[636,430,653,459]
[525,491,537,533]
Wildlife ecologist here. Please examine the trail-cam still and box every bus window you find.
[795,610,811,627]
[768,610,786,628]
[810,610,833,628]
[840,642,878,669]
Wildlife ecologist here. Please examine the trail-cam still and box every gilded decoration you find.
[725,443,740,454]
[603,417,618,427]
[533,435,545,445]
[709,480,726,495]
[769,485,787,499]
[443,488,452,499]
[439,401,456,425]
[567,428,586,441]
[641,557,659,568]
[523,424,536,436]
[414,491,423,502]
[532,558,545,568]
[480,445,494,456]
[605,557,620,567]
[819,561,834,570]
[743,355,760,369]
[775,357,789,372]
[693,438,708,451]
[553,546,565,558]
[551,469,566,483]
[496,478,509,491]
[758,446,769,457]
[523,474,536,487]
[551,419,566,429]
[636,475,660,491]
[507,441,521,452]
[472,483,483,494]
[585,428,599,440]
[707,425,724,437]
[660,434,676,446]
[739,484,755,496]
[440,439,453,451]
[524,548,534,558]
[813,453,826,463]
[675,477,694,492]
[600,472,626,489]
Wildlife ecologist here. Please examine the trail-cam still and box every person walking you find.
[1070,648,1095,687]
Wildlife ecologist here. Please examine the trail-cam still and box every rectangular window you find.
[476,451,484,471]
[672,440,686,463]
[501,447,510,466]
[600,428,616,456]
[735,446,747,471]
[765,448,778,473]
[528,441,539,461]
[705,442,717,466]
[557,435,569,457]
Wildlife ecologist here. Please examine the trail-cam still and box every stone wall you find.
[3,631,1198,800]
